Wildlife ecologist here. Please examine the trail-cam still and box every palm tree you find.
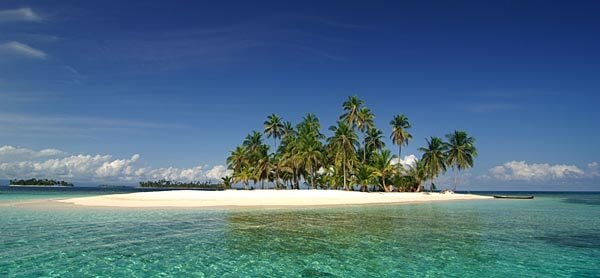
[354,163,375,192]
[293,114,325,189]
[340,95,364,128]
[299,113,321,136]
[279,131,301,189]
[221,176,233,189]
[357,107,375,162]
[404,159,426,192]
[327,121,358,190]
[227,146,248,174]
[365,127,385,159]
[264,114,284,150]
[370,149,397,192]
[264,114,284,188]
[390,114,412,170]
[281,121,296,138]
[298,140,323,189]
[233,168,253,190]
[445,130,478,191]
[270,155,285,189]
[255,153,273,189]
[243,131,263,154]
[419,137,448,191]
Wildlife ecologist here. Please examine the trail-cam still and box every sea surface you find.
[0,187,599,277]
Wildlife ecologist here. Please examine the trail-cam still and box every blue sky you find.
[0,1,599,190]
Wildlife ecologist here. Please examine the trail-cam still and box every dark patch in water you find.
[536,232,600,249]
[562,197,600,206]
[300,268,338,277]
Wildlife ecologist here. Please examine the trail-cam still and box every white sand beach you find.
[58,190,492,208]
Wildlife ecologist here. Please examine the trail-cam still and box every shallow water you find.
[0,188,599,277]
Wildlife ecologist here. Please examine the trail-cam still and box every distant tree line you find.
[10,178,74,187]
[139,179,224,189]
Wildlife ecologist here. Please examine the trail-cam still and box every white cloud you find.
[0,41,47,59]
[0,8,42,23]
[205,165,232,180]
[486,161,585,181]
[0,145,228,183]
[37,148,66,157]
[0,145,66,162]
[391,154,418,170]
[95,154,140,178]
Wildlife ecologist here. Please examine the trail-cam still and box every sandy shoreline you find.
[58,190,492,208]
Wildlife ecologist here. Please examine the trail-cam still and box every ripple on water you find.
[535,232,600,249]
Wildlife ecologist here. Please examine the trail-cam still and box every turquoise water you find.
[1,189,599,277]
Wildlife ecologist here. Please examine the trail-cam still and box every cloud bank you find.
[485,161,592,181]
[0,145,230,184]
[391,154,418,170]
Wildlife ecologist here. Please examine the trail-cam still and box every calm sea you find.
[0,187,598,277]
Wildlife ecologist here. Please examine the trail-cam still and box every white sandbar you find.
[58,190,492,208]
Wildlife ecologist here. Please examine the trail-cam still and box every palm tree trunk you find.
[276,169,280,190]
[311,167,316,189]
[452,166,457,191]
[274,137,280,189]
[342,153,347,191]
[363,132,367,163]
[398,146,402,171]
[292,168,300,190]
[382,177,389,192]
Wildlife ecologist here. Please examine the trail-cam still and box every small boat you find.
[493,195,534,199]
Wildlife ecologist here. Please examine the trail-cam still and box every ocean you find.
[0,187,598,277]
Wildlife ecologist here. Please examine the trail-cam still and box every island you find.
[59,95,486,208]
[9,178,74,187]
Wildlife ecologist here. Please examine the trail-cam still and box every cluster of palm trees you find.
[226,96,477,192]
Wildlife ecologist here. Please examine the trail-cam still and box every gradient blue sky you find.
[0,1,599,189]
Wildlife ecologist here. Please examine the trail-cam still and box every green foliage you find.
[10,178,74,186]
[327,121,358,190]
[393,174,418,192]
[419,137,450,190]
[354,163,375,192]
[221,176,233,189]
[445,130,478,190]
[369,149,397,192]
[390,114,412,165]
[340,95,364,128]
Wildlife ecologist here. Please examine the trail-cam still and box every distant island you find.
[98,184,133,189]
[139,179,224,190]
[10,178,74,187]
